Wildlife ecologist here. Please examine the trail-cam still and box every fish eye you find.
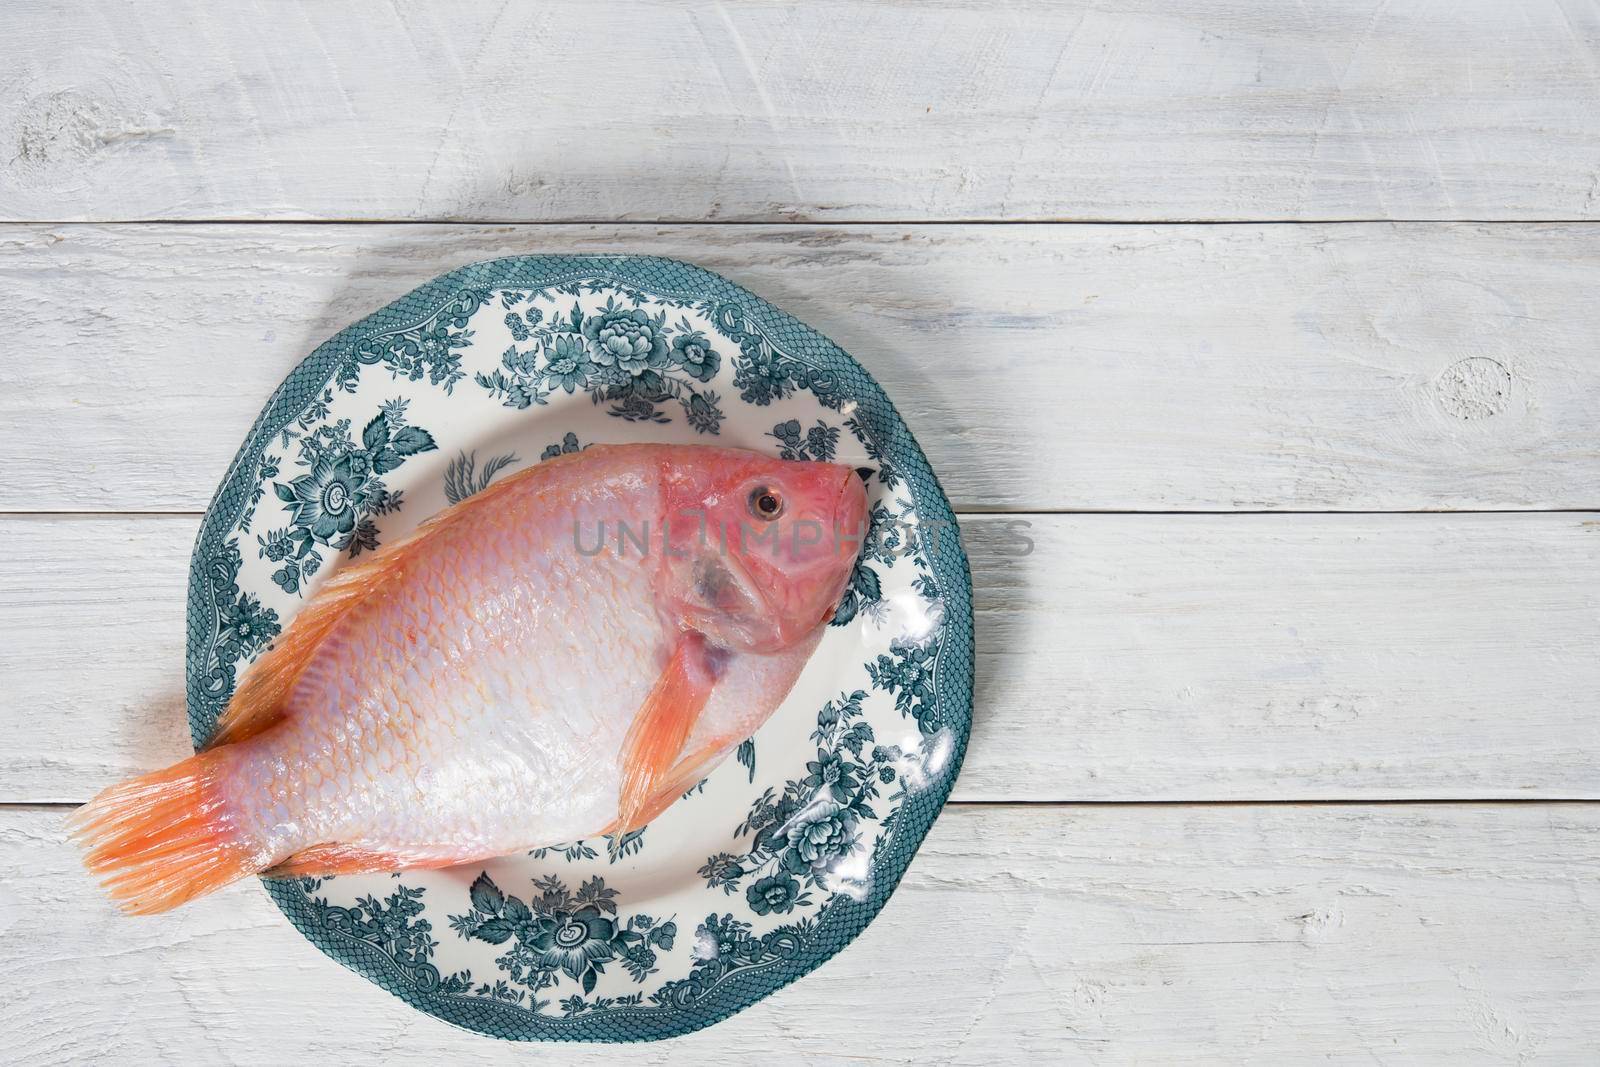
[747,485,784,521]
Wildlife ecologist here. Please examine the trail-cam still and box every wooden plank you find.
[4,803,1598,1062]
[6,512,1597,804]
[3,1,1599,222]
[5,222,1600,513]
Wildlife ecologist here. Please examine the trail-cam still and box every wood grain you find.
[7,3,1599,1056]
[7,512,1596,805]
[4,1,1599,222]
[5,803,1598,1063]
[6,222,1600,513]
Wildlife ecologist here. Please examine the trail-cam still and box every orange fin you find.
[67,750,258,915]
[605,739,731,832]
[615,633,720,832]
[262,842,462,879]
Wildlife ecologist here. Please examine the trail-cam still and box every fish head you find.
[659,448,869,652]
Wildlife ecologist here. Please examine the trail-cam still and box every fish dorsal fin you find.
[208,452,590,748]
[206,506,469,748]
[615,633,720,831]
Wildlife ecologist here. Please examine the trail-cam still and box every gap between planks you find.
[6,508,1600,519]
[11,800,1600,813]
[10,218,1600,227]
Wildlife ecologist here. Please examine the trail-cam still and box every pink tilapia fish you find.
[72,443,869,914]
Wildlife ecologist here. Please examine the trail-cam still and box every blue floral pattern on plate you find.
[186,255,972,1041]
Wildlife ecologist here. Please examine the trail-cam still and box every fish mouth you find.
[832,468,869,557]
[811,467,869,631]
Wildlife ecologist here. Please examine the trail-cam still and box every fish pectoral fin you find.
[605,740,731,833]
[615,632,720,832]
[263,842,460,878]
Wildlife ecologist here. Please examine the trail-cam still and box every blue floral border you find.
[185,255,974,1041]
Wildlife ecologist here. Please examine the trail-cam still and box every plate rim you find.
[184,254,974,1041]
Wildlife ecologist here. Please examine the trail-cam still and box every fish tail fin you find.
[67,751,259,915]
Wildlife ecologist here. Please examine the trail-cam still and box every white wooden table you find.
[4,2,1599,1062]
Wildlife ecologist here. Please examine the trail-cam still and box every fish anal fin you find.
[263,842,462,879]
[615,633,719,832]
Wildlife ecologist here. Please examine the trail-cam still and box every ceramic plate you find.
[186,255,973,1041]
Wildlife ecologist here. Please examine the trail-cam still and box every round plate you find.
[185,255,973,1041]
